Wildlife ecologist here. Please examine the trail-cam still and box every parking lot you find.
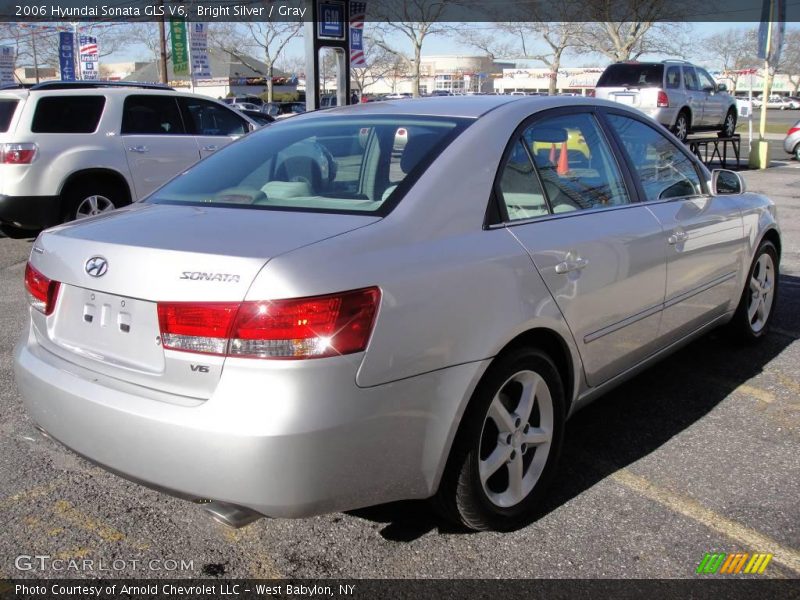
[0,164,798,580]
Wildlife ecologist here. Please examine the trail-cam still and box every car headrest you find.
[400,134,439,174]
[529,127,568,144]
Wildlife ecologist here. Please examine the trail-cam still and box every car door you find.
[682,67,706,126]
[120,94,201,200]
[499,109,667,387]
[696,68,727,128]
[604,111,745,343]
[178,96,250,160]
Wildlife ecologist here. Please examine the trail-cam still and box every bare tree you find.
[370,0,453,97]
[781,30,800,95]
[351,35,401,96]
[211,17,302,102]
[704,28,759,93]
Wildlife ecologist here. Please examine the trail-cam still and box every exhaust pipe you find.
[201,501,263,529]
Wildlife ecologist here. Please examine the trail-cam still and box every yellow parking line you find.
[611,469,800,575]
[52,500,150,550]
[0,482,61,511]
[705,376,775,404]
[774,373,800,399]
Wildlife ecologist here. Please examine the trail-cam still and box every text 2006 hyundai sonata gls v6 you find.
[15,96,780,531]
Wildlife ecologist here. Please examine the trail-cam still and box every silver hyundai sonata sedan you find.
[15,96,781,531]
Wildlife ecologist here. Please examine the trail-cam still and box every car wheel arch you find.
[59,168,133,207]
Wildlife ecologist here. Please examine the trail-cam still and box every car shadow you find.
[347,274,799,541]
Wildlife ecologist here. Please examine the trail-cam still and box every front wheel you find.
[730,240,779,341]
[719,109,737,138]
[434,347,565,531]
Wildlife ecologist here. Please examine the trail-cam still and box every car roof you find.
[296,95,606,120]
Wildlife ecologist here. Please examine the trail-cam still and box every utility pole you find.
[158,0,169,84]
[30,30,40,84]
[750,0,775,170]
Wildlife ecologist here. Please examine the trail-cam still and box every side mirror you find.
[711,169,745,195]
[716,83,727,92]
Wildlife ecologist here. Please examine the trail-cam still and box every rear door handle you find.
[127,146,149,153]
[555,257,589,274]
[667,231,688,245]
[201,145,219,152]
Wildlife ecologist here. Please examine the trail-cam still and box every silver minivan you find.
[594,61,738,142]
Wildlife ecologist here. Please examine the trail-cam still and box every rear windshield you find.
[31,96,106,133]
[0,98,18,132]
[597,64,664,88]
[147,115,471,216]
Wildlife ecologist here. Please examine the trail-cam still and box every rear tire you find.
[61,179,128,224]
[729,240,779,342]
[794,144,800,161]
[434,347,565,531]
[672,110,690,142]
[719,109,737,138]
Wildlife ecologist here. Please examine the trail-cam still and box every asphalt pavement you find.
[0,166,798,580]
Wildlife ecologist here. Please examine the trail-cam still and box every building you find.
[494,67,605,95]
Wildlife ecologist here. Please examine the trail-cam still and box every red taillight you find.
[657,91,670,108]
[0,143,37,165]
[789,127,800,136]
[157,287,380,360]
[24,262,60,315]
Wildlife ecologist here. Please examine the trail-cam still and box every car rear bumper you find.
[0,194,60,230]
[14,325,487,518]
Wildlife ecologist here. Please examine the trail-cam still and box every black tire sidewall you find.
[733,240,779,341]
[450,348,566,531]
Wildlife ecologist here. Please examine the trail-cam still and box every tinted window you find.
[683,67,700,91]
[121,95,185,135]
[607,114,702,201]
[148,116,468,215]
[31,96,105,133]
[597,64,664,88]
[182,97,248,136]
[498,140,548,221]
[524,113,629,212]
[0,99,18,132]
[665,66,681,89]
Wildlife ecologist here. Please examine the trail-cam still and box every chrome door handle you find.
[667,231,688,245]
[555,257,589,274]
[201,145,219,152]
[127,146,149,153]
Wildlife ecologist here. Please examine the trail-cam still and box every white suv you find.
[0,82,257,237]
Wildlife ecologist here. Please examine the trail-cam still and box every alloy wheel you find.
[478,370,553,508]
[747,253,776,333]
[75,195,115,219]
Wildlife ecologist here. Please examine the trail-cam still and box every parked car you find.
[594,60,738,141]
[237,109,275,127]
[0,81,258,238]
[383,93,412,100]
[752,95,794,110]
[785,119,800,160]
[263,101,306,119]
[16,96,780,531]
[223,95,265,108]
[231,102,262,112]
[787,97,800,110]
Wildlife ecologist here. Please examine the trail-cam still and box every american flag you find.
[350,1,366,27]
[79,36,98,57]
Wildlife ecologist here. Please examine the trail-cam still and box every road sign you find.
[318,0,346,40]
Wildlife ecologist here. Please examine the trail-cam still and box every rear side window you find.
[122,95,185,135]
[597,64,664,88]
[665,66,681,89]
[0,99,19,132]
[31,96,105,133]
[683,67,700,91]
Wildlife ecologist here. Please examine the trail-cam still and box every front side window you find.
[181,97,248,136]
[31,96,105,133]
[523,113,630,213]
[606,113,703,201]
[696,69,717,91]
[497,140,548,221]
[121,95,185,135]
[147,116,469,215]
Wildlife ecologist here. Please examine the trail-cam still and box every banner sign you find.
[58,31,76,81]
[170,19,189,76]
[189,23,211,79]
[757,0,786,63]
[350,1,366,67]
[79,35,99,79]
[0,46,15,85]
